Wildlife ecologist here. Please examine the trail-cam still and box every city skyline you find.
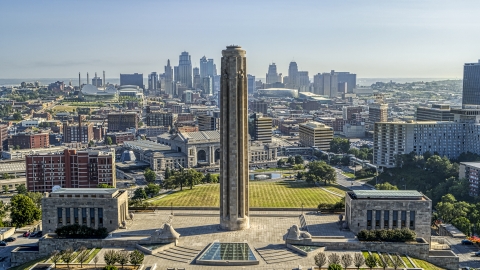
[2,0,480,79]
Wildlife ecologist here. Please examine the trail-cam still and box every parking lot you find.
[0,232,40,269]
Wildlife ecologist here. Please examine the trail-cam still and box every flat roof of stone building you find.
[51,188,118,195]
[350,190,427,200]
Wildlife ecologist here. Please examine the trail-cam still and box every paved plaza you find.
[108,210,359,269]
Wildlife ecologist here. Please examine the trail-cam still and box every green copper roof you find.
[352,190,423,199]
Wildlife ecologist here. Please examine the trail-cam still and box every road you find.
[0,232,40,269]
[444,236,480,269]
[334,168,373,191]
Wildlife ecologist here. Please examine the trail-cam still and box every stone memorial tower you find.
[220,45,250,230]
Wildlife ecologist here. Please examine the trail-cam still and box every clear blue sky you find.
[1,0,480,79]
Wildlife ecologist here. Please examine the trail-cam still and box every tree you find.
[277,158,286,167]
[129,250,144,267]
[328,264,343,270]
[2,186,8,194]
[2,173,10,179]
[144,168,156,183]
[132,188,147,202]
[185,169,204,189]
[365,254,377,270]
[50,250,61,269]
[16,184,27,195]
[294,155,304,165]
[330,137,350,154]
[375,182,399,190]
[287,156,295,164]
[105,136,113,145]
[328,253,341,265]
[98,183,114,188]
[341,253,353,270]
[13,112,23,121]
[10,194,41,227]
[76,246,90,268]
[377,253,388,270]
[452,216,472,236]
[306,161,336,186]
[93,256,99,269]
[353,253,365,269]
[314,252,327,269]
[104,250,118,265]
[88,140,95,147]
[164,168,171,180]
[61,248,75,269]
[27,192,43,208]
[391,253,403,270]
[117,250,129,270]
[145,183,160,197]
[296,171,304,181]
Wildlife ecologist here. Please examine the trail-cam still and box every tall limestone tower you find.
[220,45,250,230]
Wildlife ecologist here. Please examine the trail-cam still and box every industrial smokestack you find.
[78,72,81,89]
[87,72,89,85]
[103,71,106,88]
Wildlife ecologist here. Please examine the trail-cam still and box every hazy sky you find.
[1,0,480,79]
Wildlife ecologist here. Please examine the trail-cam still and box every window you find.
[410,211,415,229]
[90,208,95,225]
[367,210,372,227]
[82,208,87,224]
[393,211,398,227]
[57,208,63,224]
[384,210,389,228]
[98,208,103,225]
[74,208,79,224]
[401,211,407,228]
[65,208,71,224]
[375,211,381,228]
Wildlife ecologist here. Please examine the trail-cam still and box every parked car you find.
[22,232,30,237]
[35,231,43,237]
[462,239,474,245]
[4,237,16,242]
[0,241,7,246]
[29,232,37,237]
[474,251,480,256]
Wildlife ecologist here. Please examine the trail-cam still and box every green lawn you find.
[400,255,414,268]
[411,257,445,270]
[322,185,348,195]
[9,257,48,270]
[86,248,102,263]
[149,181,342,207]
[343,172,355,178]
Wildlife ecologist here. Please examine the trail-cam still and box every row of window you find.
[57,207,104,225]
[366,210,415,229]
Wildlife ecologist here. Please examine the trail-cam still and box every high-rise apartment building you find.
[251,113,272,143]
[463,60,480,107]
[299,122,333,150]
[146,111,173,127]
[175,51,193,88]
[266,63,282,84]
[120,73,143,89]
[148,72,159,90]
[416,104,454,121]
[247,74,256,94]
[108,113,138,132]
[250,100,268,114]
[164,59,174,95]
[0,124,8,150]
[335,71,357,93]
[10,132,49,149]
[198,113,220,131]
[313,71,338,97]
[63,122,94,144]
[26,149,116,192]
[343,106,363,121]
[459,162,480,196]
[373,121,480,168]
[298,71,310,87]
[368,103,388,130]
[202,76,213,95]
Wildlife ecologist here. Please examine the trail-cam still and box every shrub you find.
[328,264,343,270]
[357,228,416,242]
[104,266,118,270]
[55,224,109,238]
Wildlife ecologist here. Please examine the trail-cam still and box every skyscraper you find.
[164,60,173,95]
[287,61,299,89]
[220,45,249,231]
[148,72,159,90]
[463,60,480,107]
[120,73,143,89]
[175,51,192,88]
[200,56,208,78]
[266,63,281,84]
[335,71,357,93]
[312,71,338,97]
[207,59,217,77]
[247,74,256,94]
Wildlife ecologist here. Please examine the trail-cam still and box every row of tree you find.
[314,252,404,270]
[277,155,304,167]
[50,248,144,269]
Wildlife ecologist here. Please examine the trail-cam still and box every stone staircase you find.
[255,244,305,264]
[154,246,202,264]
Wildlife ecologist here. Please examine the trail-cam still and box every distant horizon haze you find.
[1,0,479,78]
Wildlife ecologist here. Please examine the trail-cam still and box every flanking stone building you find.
[345,190,432,242]
[42,188,129,233]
